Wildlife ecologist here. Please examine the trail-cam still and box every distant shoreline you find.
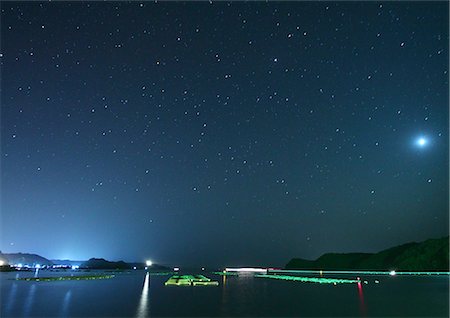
[286,236,449,271]
[15,274,115,282]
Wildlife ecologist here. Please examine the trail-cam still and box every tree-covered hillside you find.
[286,237,449,271]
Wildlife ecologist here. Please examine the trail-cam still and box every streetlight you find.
[146,260,152,267]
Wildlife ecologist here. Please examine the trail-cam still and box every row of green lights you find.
[165,274,219,286]
[212,271,239,276]
[256,274,359,284]
[17,275,115,282]
[148,272,176,276]
[273,270,450,276]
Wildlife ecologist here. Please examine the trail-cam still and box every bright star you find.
[416,137,427,147]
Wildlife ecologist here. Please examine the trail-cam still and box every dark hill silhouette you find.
[286,237,449,271]
[0,252,53,266]
[80,258,131,269]
[80,258,171,271]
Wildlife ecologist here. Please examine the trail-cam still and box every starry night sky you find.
[1,2,448,268]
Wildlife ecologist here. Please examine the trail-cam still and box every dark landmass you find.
[80,258,171,271]
[0,251,171,271]
[0,252,53,266]
[0,265,17,272]
[80,258,131,269]
[286,236,449,271]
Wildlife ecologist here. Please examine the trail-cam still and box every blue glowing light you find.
[416,137,427,147]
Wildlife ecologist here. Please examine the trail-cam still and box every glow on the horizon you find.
[0,260,4,266]
[389,270,396,276]
[146,260,153,266]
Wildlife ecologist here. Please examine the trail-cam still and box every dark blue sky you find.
[1,2,448,268]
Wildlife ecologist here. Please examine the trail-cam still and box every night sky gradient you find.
[1,2,449,268]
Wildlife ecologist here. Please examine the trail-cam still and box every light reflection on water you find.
[136,272,150,317]
[1,271,448,317]
[4,282,17,314]
[60,290,72,317]
[23,284,36,317]
[220,274,228,316]
[357,281,367,317]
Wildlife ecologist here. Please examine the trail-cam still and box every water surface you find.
[1,270,448,317]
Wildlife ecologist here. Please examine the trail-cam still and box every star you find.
[416,137,428,147]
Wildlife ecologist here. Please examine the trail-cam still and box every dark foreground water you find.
[1,270,448,317]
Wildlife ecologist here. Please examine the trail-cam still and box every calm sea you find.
[1,270,448,317]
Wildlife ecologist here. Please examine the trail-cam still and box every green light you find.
[17,274,115,282]
[149,271,176,276]
[165,274,219,286]
[272,270,450,276]
[256,274,359,284]
[212,271,238,276]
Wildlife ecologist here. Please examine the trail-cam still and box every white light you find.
[17,263,23,268]
[146,260,152,266]
[225,267,267,273]
[35,264,41,269]
[173,267,180,271]
[389,270,396,276]
[136,273,150,317]
[133,266,137,270]
[416,137,427,147]
[71,265,79,270]
[0,260,4,266]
